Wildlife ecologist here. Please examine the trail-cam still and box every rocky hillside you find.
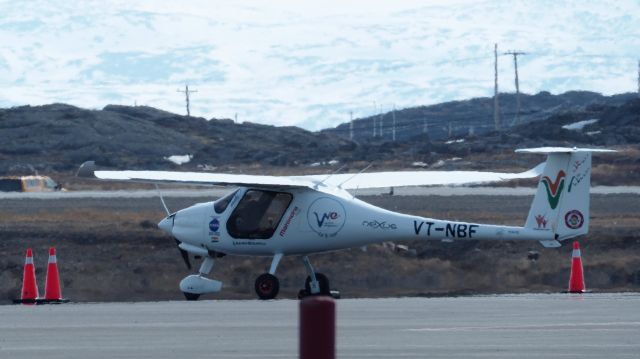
[0,104,353,172]
[326,91,637,143]
[0,91,638,175]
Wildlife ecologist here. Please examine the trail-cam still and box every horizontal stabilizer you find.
[538,239,561,248]
[516,147,617,154]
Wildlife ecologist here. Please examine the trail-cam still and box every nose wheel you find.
[183,292,201,301]
[254,273,280,300]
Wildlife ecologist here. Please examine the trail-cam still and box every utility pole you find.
[493,43,501,132]
[349,111,354,141]
[423,118,428,134]
[379,112,383,138]
[504,50,526,124]
[392,106,396,142]
[177,84,197,117]
[234,113,238,124]
[372,102,377,137]
[637,59,639,97]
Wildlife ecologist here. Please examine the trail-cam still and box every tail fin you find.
[518,147,615,244]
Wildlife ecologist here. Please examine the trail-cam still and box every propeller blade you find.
[174,238,192,270]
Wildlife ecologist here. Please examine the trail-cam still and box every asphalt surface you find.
[1,293,639,359]
[1,186,640,199]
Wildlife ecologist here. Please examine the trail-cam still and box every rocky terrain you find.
[1,91,639,179]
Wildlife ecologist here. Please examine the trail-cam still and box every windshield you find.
[227,189,292,239]
[214,189,239,214]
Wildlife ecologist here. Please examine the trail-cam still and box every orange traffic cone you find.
[14,248,39,304]
[44,247,62,300]
[42,247,69,304]
[568,241,586,293]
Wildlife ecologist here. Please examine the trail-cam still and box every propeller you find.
[155,185,192,270]
[174,238,192,270]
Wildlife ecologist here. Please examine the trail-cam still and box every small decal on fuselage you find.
[414,220,478,238]
[362,220,397,230]
[209,217,220,236]
[279,206,299,237]
[307,197,346,238]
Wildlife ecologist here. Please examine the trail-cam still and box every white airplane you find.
[78,147,612,300]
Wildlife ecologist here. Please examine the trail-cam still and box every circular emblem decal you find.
[307,197,346,238]
[209,218,220,232]
[564,210,584,229]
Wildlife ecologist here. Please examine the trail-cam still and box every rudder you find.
[518,147,613,243]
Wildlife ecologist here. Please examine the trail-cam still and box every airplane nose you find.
[158,215,174,235]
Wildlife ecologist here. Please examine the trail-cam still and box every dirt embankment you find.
[0,194,639,303]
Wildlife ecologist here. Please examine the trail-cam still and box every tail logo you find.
[535,214,547,229]
[541,170,566,209]
[564,210,584,229]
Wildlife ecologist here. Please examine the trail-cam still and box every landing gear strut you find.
[298,256,332,299]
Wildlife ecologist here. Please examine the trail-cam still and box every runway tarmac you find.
[1,293,639,359]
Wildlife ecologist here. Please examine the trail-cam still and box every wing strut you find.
[338,163,372,188]
[314,164,347,189]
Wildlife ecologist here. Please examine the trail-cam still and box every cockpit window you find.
[214,189,239,214]
[227,189,292,239]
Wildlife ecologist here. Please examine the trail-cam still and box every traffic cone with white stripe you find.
[568,241,586,293]
[14,248,39,304]
[44,247,62,301]
[42,247,69,303]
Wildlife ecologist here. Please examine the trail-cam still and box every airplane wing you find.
[77,161,310,188]
[293,162,545,190]
[77,161,543,190]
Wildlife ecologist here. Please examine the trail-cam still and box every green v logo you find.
[541,170,565,209]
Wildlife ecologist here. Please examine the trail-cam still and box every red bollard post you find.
[299,296,335,359]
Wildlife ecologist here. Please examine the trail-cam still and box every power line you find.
[177,84,197,117]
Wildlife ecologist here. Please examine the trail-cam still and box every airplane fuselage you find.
[162,187,555,257]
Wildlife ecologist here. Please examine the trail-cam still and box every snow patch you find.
[562,119,599,131]
[445,139,465,144]
[309,159,340,167]
[164,154,192,165]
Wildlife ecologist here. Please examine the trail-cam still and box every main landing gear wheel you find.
[298,273,331,298]
[183,292,200,301]
[255,273,280,300]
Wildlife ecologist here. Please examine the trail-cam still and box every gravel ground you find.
[1,192,639,303]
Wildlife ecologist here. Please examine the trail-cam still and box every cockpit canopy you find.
[227,189,292,239]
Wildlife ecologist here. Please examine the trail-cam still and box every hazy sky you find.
[1,0,638,130]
